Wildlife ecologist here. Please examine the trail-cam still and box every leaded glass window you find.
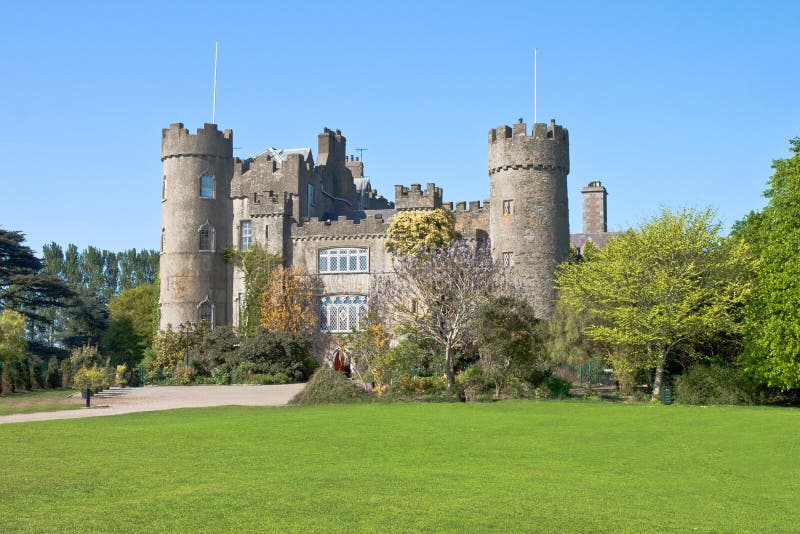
[198,299,214,326]
[318,248,369,274]
[240,220,252,250]
[503,251,514,267]
[199,223,215,252]
[320,295,368,333]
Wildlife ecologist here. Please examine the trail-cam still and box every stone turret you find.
[487,118,570,318]
[159,123,234,330]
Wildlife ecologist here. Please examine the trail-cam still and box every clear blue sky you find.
[2,1,798,255]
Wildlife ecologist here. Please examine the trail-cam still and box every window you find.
[502,199,514,215]
[240,220,252,250]
[320,295,368,333]
[502,251,514,267]
[265,226,269,246]
[199,223,215,252]
[160,228,165,253]
[198,299,214,326]
[318,248,369,274]
[307,183,314,216]
[200,174,215,198]
[162,176,167,201]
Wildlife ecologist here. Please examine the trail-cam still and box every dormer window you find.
[200,174,215,198]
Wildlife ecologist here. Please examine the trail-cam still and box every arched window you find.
[198,298,214,327]
[200,174,215,198]
[320,295,367,333]
[199,222,215,252]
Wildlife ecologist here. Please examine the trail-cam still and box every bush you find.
[211,366,231,385]
[456,365,491,401]
[535,376,572,400]
[675,365,761,405]
[289,368,372,405]
[238,329,314,381]
[72,365,113,393]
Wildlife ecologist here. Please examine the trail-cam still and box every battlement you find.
[161,123,233,160]
[292,214,389,240]
[395,183,443,210]
[487,119,569,175]
[249,190,290,216]
[442,199,489,213]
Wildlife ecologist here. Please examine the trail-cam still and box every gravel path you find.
[0,384,305,425]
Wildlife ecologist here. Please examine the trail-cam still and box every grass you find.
[1,402,798,532]
[0,388,83,416]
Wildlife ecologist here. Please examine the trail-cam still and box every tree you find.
[0,309,27,362]
[107,284,158,351]
[475,296,540,397]
[384,208,457,257]
[373,239,505,393]
[735,138,800,389]
[0,229,73,324]
[556,208,753,399]
[260,265,319,338]
[224,245,281,336]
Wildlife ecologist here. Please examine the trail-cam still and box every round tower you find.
[159,123,233,330]
[488,119,570,318]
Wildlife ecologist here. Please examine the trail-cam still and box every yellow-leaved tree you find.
[385,208,456,256]
[260,266,319,337]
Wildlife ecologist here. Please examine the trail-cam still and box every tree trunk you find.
[444,345,455,394]
[652,347,666,400]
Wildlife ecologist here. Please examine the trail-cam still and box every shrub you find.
[675,365,761,405]
[289,368,372,405]
[72,366,113,393]
[537,376,572,399]
[399,375,448,394]
[211,366,231,385]
[251,372,291,385]
[1,362,12,395]
[70,345,104,371]
[238,329,313,381]
[456,365,491,401]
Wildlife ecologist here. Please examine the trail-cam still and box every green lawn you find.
[0,388,83,416]
[1,402,798,532]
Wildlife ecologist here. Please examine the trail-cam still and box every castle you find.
[158,119,610,343]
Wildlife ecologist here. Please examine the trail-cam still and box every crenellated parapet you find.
[249,190,291,217]
[161,123,233,161]
[443,200,490,240]
[292,214,389,241]
[395,183,442,210]
[487,119,569,176]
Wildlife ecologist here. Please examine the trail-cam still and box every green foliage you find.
[557,207,754,399]
[542,376,572,399]
[237,329,313,381]
[107,283,158,348]
[674,365,762,405]
[474,296,539,397]
[46,357,61,389]
[71,365,113,393]
[736,138,800,389]
[288,368,372,405]
[0,229,73,325]
[543,300,597,367]
[384,208,457,256]
[456,365,491,400]
[101,316,140,366]
[224,245,281,336]
[151,326,198,373]
[0,309,27,362]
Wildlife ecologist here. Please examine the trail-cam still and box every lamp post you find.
[179,321,195,367]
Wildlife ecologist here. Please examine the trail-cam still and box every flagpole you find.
[534,48,537,130]
[212,40,218,124]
